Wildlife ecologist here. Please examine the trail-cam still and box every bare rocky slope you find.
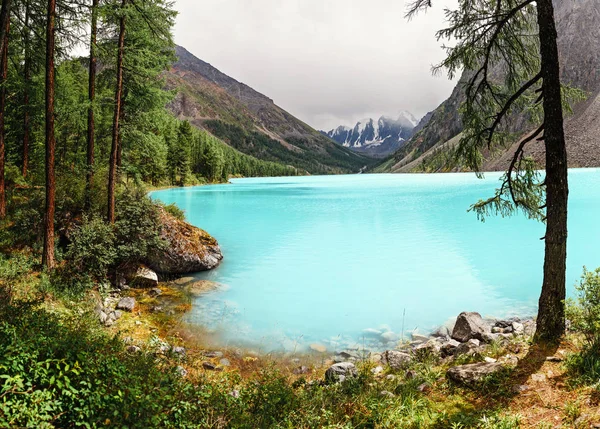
[377,0,600,173]
[167,46,372,175]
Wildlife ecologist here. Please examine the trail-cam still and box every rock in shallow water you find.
[146,206,223,274]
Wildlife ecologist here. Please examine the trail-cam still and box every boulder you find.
[116,297,136,312]
[146,207,223,274]
[325,362,358,383]
[118,263,158,288]
[451,312,491,342]
[447,362,505,384]
[440,339,461,357]
[382,350,412,370]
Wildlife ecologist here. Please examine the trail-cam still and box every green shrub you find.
[160,202,186,221]
[566,267,600,348]
[565,267,600,387]
[114,187,166,263]
[65,216,117,279]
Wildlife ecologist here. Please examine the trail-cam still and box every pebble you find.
[176,366,188,377]
[531,373,546,382]
[219,358,231,367]
[380,390,395,398]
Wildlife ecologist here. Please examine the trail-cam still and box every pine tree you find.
[42,0,56,268]
[407,0,578,342]
[85,0,98,210]
[107,0,126,224]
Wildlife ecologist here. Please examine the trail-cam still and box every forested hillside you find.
[167,46,374,174]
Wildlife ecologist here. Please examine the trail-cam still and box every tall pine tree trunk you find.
[107,0,126,223]
[0,16,7,219]
[22,0,30,178]
[85,0,98,210]
[42,0,56,269]
[0,0,10,58]
[534,0,569,343]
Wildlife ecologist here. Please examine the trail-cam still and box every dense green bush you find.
[113,187,166,263]
[65,216,117,280]
[159,202,186,221]
[565,267,600,386]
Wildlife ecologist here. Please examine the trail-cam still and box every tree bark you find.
[0,16,8,219]
[42,0,56,269]
[534,0,569,343]
[0,0,11,58]
[22,0,30,178]
[85,0,98,210]
[107,0,126,224]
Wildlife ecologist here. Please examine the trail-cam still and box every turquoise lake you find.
[151,170,600,352]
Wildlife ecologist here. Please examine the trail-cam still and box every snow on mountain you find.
[322,113,419,157]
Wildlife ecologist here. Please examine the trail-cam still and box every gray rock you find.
[481,332,501,343]
[447,362,505,384]
[512,384,530,393]
[203,351,223,358]
[113,310,122,320]
[293,365,310,375]
[120,264,159,288]
[325,362,358,383]
[229,389,240,398]
[149,287,162,297]
[405,370,417,380]
[176,366,188,377]
[219,358,231,367]
[371,365,384,375]
[441,339,461,357]
[431,325,451,338]
[382,350,412,370]
[99,311,108,324]
[531,373,546,382]
[202,362,222,371]
[484,357,497,363]
[414,339,442,356]
[385,374,396,381]
[512,321,524,335]
[411,333,430,343]
[126,345,141,353]
[379,390,395,398]
[173,346,186,355]
[116,297,136,312]
[417,383,431,393]
[454,341,480,357]
[451,312,491,342]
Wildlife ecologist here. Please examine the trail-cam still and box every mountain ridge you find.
[321,112,418,157]
[167,46,373,175]
[376,0,600,173]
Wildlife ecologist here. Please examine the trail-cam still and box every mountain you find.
[322,112,418,157]
[166,46,373,175]
[376,0,600,173]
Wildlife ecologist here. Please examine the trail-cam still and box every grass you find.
[2,255,600,428]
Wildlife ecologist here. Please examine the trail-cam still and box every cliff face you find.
[380,0,600,173]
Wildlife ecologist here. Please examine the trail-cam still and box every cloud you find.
[173,0,459,130]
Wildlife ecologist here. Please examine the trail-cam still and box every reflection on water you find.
[151,170,600,351]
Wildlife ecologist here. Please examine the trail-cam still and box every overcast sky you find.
[173,0,459,131]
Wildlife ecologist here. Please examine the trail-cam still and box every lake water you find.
[150,170,600,352]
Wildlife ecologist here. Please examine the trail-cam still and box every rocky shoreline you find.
[324,311,537,385]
